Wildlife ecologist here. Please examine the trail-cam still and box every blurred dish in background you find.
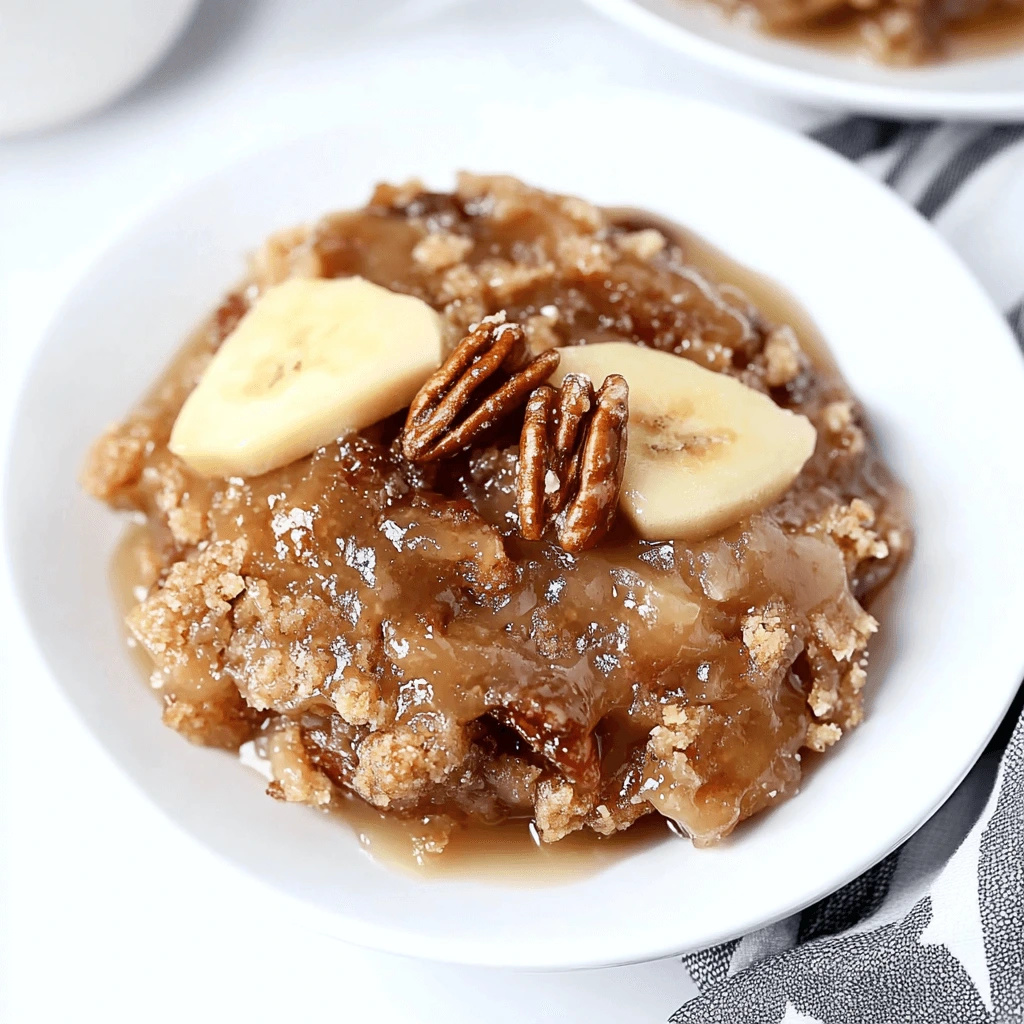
[583,0,1024,118]
[675,0,1024,66]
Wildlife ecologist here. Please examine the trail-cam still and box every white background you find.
[0,2,1019,1022]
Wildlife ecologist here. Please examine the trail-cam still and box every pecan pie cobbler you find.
[82,174,910,853]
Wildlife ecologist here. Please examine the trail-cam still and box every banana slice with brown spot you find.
[550,343,816,541]
[170,277,444,478]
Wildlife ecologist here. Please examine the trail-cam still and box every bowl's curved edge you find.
[583,0,1024,119]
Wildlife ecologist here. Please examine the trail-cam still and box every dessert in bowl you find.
[7,84,1024,966]
[81,174,910,857]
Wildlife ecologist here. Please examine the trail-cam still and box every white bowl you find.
[584,0,1024,119]
[0,0,200,137]
[4,70,1024,969]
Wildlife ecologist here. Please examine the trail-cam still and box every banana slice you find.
[170,277,444,477]
[551,343,816,541]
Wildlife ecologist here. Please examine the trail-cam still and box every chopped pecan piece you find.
[401,313,560,462]
[517,372,629,552]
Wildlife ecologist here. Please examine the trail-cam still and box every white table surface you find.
[5,1,1001,1020]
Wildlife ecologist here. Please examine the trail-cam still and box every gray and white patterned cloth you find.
[674,118,1024,1024]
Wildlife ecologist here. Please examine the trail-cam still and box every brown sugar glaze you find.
[89,175,910,876]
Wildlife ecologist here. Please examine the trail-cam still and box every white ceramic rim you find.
[0,0,201,138]
[3,66,1024,969]
[584,0,1024,119]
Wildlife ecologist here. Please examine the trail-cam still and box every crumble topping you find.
[555,235,614,276]
[811,602,878,663]
[557,195,604,232]
[615,228,667,262]
[806,722,843,752]
[534,778,590,842]
[83,425,150,501]
[265,722,333,806]
[822,399,867,456]
[652,704,709,756]
[823,498,890,567]
[250,225,322,291]
[412,231,474,272]
[126,538,247,659]
[763,325,803,388]
[742,605,794,673]
[228,583,346,712]
[351,714,469,810]
[523,311,561,354]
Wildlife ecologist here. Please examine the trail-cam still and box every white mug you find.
[0,0,200,137]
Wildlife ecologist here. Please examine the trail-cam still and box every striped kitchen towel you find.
[674,118,1024,1024]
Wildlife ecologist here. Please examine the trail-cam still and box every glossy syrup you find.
[111,523,678,882]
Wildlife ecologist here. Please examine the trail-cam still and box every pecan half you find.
[517,372,629,552]
[401,313,560,462]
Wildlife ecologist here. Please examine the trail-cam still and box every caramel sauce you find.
[330,797,675,882]
[608,210,838,377]
[110,522,165,682]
